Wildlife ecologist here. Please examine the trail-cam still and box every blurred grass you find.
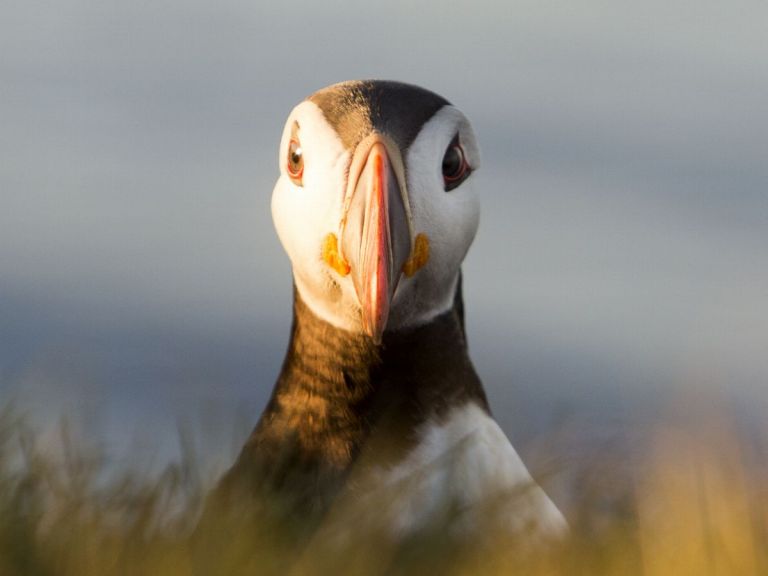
[0,399,765,576]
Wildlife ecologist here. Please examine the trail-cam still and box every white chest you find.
[368,402,567,536]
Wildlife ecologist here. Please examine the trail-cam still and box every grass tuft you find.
[0,399,765,575]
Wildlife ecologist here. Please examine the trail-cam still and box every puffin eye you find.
[442,137,470,191]
[287,139,304,184]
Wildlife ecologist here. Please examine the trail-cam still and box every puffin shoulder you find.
[378,402,568,536]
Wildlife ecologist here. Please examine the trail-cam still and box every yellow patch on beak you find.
[402,233,430,278]
[322,233,351,276]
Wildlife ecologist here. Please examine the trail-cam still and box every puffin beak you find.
[342,139,411,344]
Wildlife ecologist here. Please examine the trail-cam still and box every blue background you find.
[2,1,766,486]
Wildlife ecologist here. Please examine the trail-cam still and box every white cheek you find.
[270,101,363,332]
[390,107,480,328]
[271,176,329,275]
[408,107,481,268]
[413,174,480,284]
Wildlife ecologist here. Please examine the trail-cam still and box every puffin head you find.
[271,80,481,343]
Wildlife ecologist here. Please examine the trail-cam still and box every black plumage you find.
[308,80,449,152]
[209,278,487,527]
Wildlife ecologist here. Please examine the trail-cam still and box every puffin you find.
[206,80,566,549]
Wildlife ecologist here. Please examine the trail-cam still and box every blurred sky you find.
[1,1,767,472]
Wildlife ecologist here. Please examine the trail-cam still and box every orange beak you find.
[342,140,411,344]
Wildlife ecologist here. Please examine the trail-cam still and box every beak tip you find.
[361,312,386,345]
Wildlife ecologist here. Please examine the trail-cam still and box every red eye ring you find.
[442,139,470,191]
[287,139,304,182]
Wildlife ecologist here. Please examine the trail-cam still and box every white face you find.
[271,99,481,337]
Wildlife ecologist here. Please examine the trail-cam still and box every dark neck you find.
[224,278,488,512]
